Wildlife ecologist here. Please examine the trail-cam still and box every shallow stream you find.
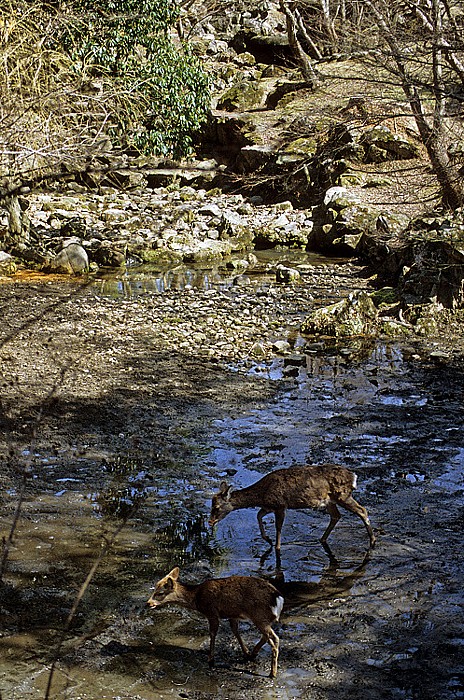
[1,263,463,700]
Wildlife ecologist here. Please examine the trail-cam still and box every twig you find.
[43,516,131,700]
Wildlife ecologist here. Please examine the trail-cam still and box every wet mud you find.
[0,265,463,700]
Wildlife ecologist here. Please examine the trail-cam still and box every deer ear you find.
[168,566,180,581]
[219,481,232,500]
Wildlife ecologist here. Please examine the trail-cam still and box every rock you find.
[250,341,267,357]
[276,265,301,283]
[323,186,359,209]
[225,258,249,272]
[272,340,291,353]
[232,274,251,286]
[45,241,89,274]
[360,125,419,162]
[92,244,126,268]
[230,30,293,66]
[301,291,379,337]
[198,203,222,218]
[235,145,275,174]
[310,187,409,256]
[370,287,398,307]
[217,79,268,112]
[265,78,309,109]
[379,319,412,337]
[101,169,147,189]
[0,251,16,276]
[429,350,450,359]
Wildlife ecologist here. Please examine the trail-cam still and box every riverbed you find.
[0,261,463,700]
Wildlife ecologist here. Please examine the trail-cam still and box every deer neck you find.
[231,484,262,510]
[175,583,200,610]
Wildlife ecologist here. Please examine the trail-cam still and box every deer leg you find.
[268,628,280,679]
[208,617,220,667]
[249,626,280,679]
[274,508,286,553]
[229,618,250,658]
[338,495,376,547]
[248,633,267,659]
[320,501,341,543]
[257,508,274,546]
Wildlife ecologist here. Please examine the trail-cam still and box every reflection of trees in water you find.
[94,454,152,518]
[95,454,223,564]
[155,515,223,566]
[96,265,226,297]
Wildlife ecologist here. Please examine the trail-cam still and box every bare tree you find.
[363,0,464,209]
[282,0,464,209]
[280,1,321,84]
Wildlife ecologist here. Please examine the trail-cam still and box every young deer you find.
[147,566,283,678]
[209,464,375,553]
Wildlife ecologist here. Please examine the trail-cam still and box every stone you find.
[47,242,89,274]
[301,291,379,337]
[272,340,291,353]
[370,287,398,307]
[276,265,301,283]
[0,251,16,276]
[235,145,275,174]
[217,79,267,112]
[92,244,126,268]
[361,125,419,162]
[323,186,360,209]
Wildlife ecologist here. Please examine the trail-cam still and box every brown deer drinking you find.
[147,567,284,677]
[209,464,376,553]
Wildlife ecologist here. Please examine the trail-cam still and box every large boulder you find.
[45,241,89,275]
[301,291,379,337]
[309,187,408,255]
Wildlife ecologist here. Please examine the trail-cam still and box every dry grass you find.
[0,2,134,186]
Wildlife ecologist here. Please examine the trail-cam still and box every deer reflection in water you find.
[268,544,371,611]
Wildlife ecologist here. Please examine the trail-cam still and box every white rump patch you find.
[272,595,284,621]
[352,473,358,489]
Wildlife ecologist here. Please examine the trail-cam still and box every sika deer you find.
[147,567,283,677]
[209,464,375,553]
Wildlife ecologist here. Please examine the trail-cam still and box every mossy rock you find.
[284,137,318,157]
[301,291,379,337]
[129,246,183,265]
[217,80,267,112]
[370,287,398,307]
[361,125,419,162]
[380,319,412,337]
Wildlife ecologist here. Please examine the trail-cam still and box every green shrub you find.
[59,0,210,157]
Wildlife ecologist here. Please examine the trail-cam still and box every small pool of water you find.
[93,249,346,297]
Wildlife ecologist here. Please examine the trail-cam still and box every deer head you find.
[209,481,234,526]
[147,567,181,608]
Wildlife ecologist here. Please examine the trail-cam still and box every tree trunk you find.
[365,0,464,210]
[280,1,320,86]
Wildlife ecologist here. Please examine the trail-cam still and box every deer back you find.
[194,576,284,624]
[231,465,356,510]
